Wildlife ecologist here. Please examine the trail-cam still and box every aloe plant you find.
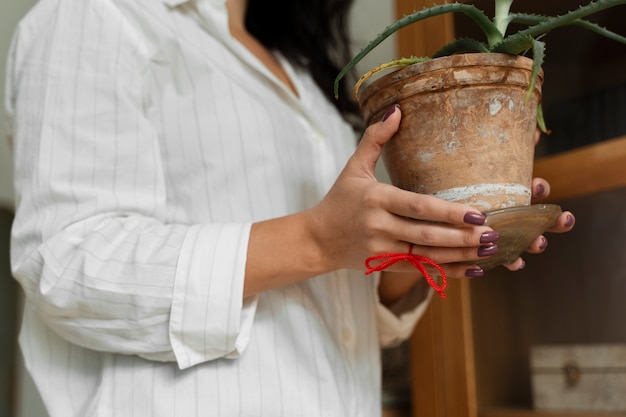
[334,0,626,111]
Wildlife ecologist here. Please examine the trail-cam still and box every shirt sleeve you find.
[169,223,258,368]
[374,274,434,347]
[7,0,256,369]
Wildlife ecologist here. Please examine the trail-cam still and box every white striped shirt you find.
[6,0,429,415]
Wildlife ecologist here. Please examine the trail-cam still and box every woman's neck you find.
[225,0,299,96]
[226,0,247,33]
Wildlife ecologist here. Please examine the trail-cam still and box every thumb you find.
[352,104,401,175]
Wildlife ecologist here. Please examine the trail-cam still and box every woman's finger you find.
[503,258,526,271]
[350,104,402,178]
[534,128,541,146]
[370,182,486,227]
[378,259,487,279]
[525,235,549,254]
[547,210,575,233]
[531,177,551,201]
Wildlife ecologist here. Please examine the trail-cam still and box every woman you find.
[6,0,574,415]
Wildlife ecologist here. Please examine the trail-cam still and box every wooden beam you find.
[533,135,626,203]
[410,280,478,417]
[396,2,478,417]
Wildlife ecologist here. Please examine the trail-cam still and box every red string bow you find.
[365,245,447,299]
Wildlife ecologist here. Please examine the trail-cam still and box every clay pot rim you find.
[358,52,544,105]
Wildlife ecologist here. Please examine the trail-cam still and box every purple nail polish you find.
[465,268,484,278]
[539,236,548,251]
[480,231,500,244]
[519,260,526,270]
[381,104,399,122]
[535,183,545,196]
[565,214,574,227]
[464,212,486,225]
[478,245,498,257]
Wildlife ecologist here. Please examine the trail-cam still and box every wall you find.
[0,0,39,209]
[1,1,45,416]
[0,1,396,416]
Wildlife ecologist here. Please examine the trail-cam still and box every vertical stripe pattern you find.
[6,0,428,416]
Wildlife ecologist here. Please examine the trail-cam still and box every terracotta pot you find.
[359,53,543,211]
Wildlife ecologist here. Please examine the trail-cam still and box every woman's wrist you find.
[243,210,334,297]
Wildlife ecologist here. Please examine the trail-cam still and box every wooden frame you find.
[533,135,626,203]
[392,3,480,416]
[394,1,626,416]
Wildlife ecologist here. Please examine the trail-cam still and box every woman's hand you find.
[503,130,576,270]
[309,105,498,279]
[245,105,575,299]
[244,105,491,298]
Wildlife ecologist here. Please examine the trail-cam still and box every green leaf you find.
[514,0,626,41]
[536,103,550,134]
[352,57,430,101]
[508,13,626,45]
[571,19,626,45]
[494,0,514,35]
[491,34,534,55]
[526,39,545,102]
[432,38,489,58]
[333,3,500,98]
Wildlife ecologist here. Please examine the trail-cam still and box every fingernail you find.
[535,183,545,197]
[519,260,526,270]
[464,212,486,225]
[465,268,484,278]
[478,245,498,257]
[539,236,548,251]
[480,231,500,244]
[381,104,399,122]
[565,214,574,227]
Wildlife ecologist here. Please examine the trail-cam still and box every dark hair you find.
[245,0,362,129]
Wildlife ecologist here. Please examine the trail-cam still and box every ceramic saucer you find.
[474,203,562,269]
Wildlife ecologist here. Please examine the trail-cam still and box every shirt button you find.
[309,130,324,142]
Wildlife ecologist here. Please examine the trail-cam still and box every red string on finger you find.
[365,244,447,299]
